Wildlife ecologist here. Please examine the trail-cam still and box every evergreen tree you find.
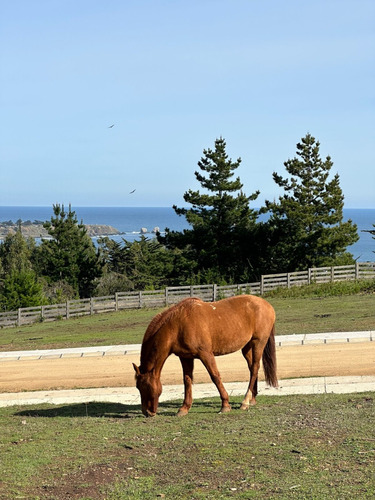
[263,133,359,271]
[36,204,103,297]
[0,269,47,311]
[98,238,128,275]
[99,236,177,290]
[0,227,35,276]
[0,227,47,311]
[160,137,260,282]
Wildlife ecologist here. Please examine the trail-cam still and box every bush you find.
[42,279,78,303]
[94,272,134,296]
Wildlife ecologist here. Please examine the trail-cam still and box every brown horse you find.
[133,294,277,417]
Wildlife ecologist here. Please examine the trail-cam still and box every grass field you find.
[0,293,374,352]
[0,393,374,499]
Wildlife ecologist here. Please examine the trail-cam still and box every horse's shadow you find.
[15,401,141,419]
[14,399,228,419]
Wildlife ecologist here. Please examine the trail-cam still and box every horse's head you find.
[132,363,162,417]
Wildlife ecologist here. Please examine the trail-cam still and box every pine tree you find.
[0,270,47,311]
[263,133,359,271]
[160,137,260,282]
[36,204,103,297]
[0,228,47,310]
[99,236,177,290]
[0,227,35,276]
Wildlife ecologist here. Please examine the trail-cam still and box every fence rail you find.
[1,262,374,329]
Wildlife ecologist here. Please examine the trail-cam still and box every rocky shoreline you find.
[0,223,121,239]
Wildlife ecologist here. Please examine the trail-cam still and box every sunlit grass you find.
[0,393,373,499]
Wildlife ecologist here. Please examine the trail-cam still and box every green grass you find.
[0,393,374,499]
[0,287,374,351]
[269,294,375,335]
[0,308,157,351]
[264,278,375,298]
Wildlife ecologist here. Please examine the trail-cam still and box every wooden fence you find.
[0,261,374,329]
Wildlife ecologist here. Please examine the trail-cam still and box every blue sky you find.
[1,0,374,208]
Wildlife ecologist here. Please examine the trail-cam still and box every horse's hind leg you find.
[199,352,231,413]
[177,357,194,417]
[240,340,263,410]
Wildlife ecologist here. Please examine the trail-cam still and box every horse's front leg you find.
[199,352,231,413]
[177,357,194,416]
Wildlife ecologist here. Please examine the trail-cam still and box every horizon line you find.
[0,205,374,210]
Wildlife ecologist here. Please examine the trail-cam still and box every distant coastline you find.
[0,223,121,240]
[0,206,373,261]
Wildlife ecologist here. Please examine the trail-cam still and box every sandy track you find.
[0,342,374,393]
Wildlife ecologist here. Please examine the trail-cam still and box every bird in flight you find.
[108,124,115,128]
[129,189,136,194]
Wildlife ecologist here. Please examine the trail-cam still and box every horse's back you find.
[212,294,275,324]
[173,295,275,357]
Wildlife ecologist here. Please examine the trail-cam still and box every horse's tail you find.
[262,324,278,388]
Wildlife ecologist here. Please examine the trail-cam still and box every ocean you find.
[0,206,374,262]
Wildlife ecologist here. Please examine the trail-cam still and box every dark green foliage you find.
[0,229,46,310]
[0,269,47,311]
[98,235,181,290]
[35,204,103,297]
[0,227,35,275]
[262,133,359,272]
[159,137,260,283]
[122,237,173,289]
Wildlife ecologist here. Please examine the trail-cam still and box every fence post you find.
[213,284,217,302]
[115,293,119,311]
[355,261,360,280]
[260,275,264,295]
[287,273,291,289]
[17,308,21,327]
[165,287,169,306]
[90,298,94,315]
[190,285,194,297]
[139,291,143,308]
[308,268,312,285]
[331,267,335,282]
[41,305,45,321]
[66,301,70,320]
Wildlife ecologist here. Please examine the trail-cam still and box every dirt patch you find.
[32,461,131,499]
[0,342,374,393]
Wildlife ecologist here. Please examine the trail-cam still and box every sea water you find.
[0,206,374,262]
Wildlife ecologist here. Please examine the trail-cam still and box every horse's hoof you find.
[219,405,231,414]
[176,408,189,417]
[240,400,256,410]
[144,412,156,418]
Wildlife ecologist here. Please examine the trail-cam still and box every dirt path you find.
[0,342,374,393]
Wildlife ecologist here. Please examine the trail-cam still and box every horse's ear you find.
[133,363,141,376]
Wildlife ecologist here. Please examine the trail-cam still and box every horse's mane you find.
[142,297,203,343]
